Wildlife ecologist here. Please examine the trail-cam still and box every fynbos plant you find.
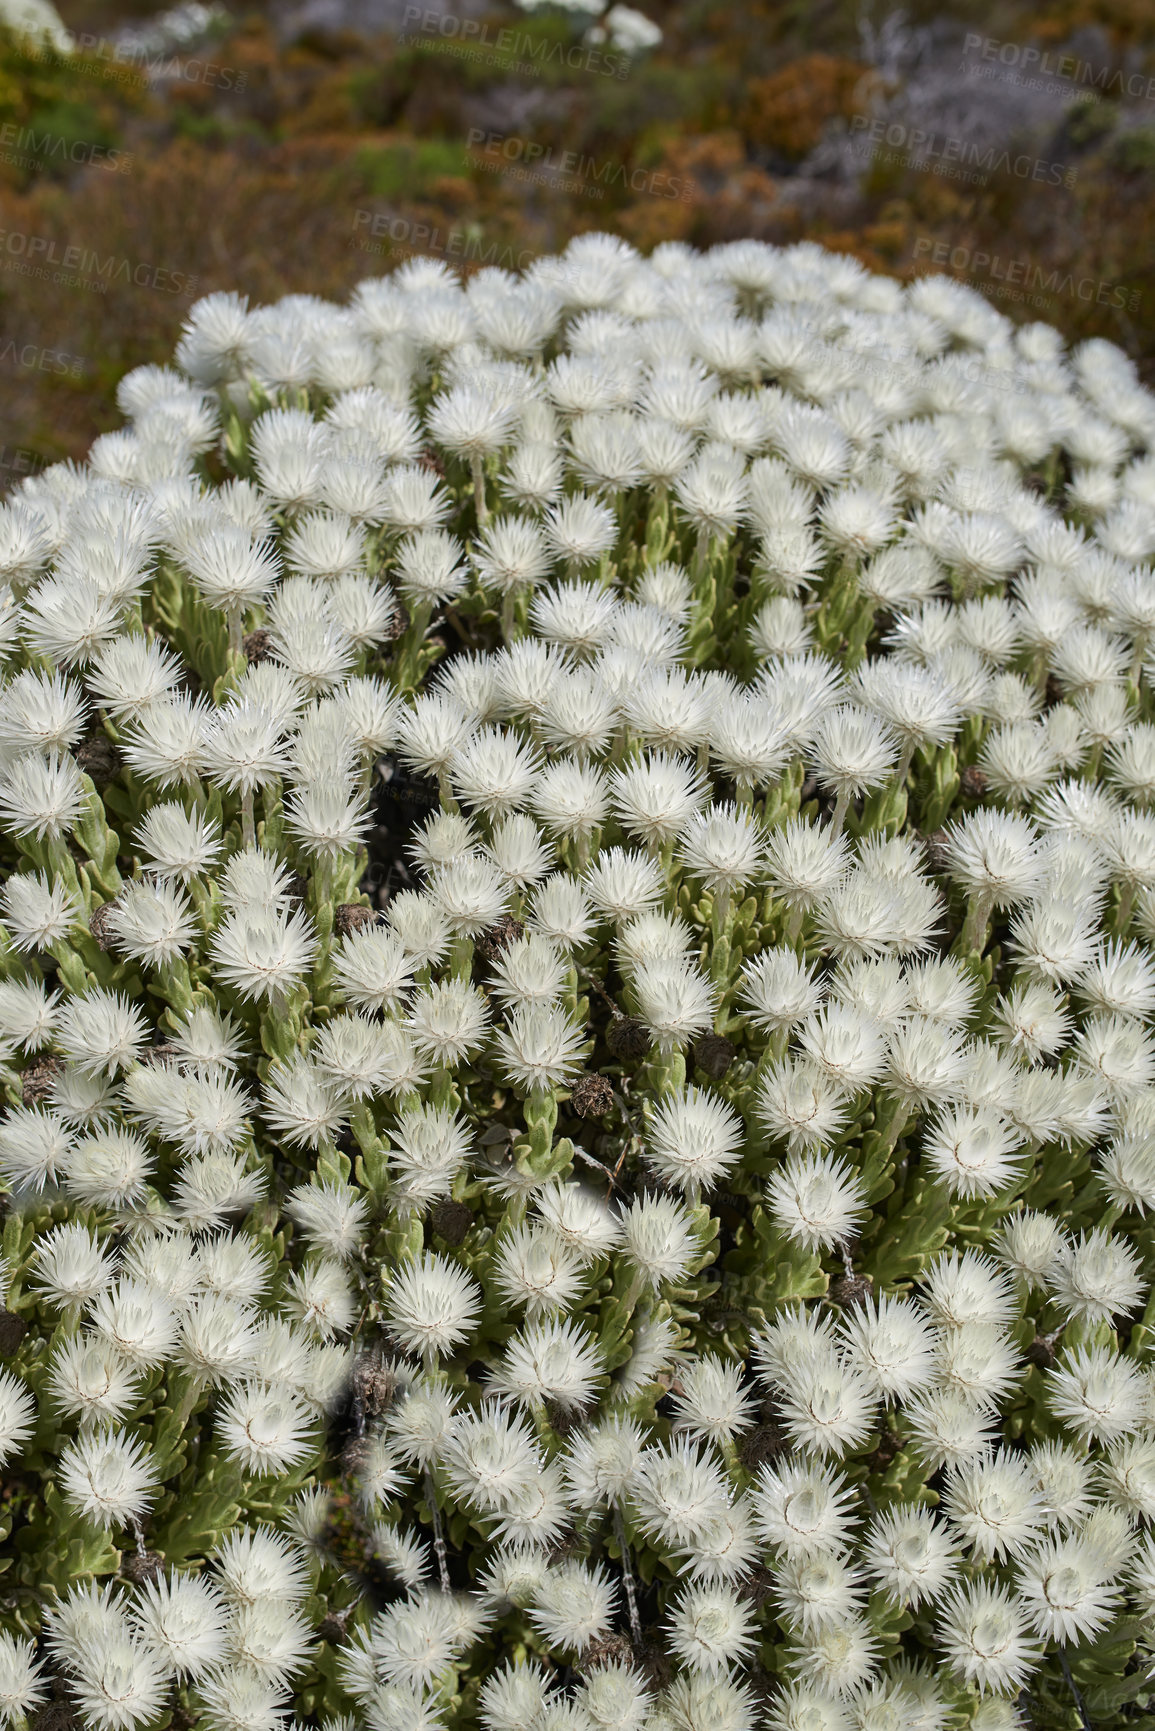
[0,233,1154,1731]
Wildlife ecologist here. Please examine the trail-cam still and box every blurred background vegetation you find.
[1,0,1154,462]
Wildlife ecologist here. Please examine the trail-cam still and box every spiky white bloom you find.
[669,1354,757,1446]
[0,868,81,950]
[862,1504,959,1610]
[766,1150,867,1253]
[943,1451,1045,1563]
[837,1293,937,1404]
[529,1562,618,1656]
[407,978,490,1068]
[69,1635,170,1731]
[1047,1344,1147,1444]
[935,1581,1040,1697]
[283,1258,355,1340]
[0,1368,35,1469]
[0,1630,48,1727]
[619,1192,701,1293]
[47,1336,143,1427]
[383,1253,482,1363]
[490,1316,606,1412]
[923,1106,1026,1200]
[209,905,317,1005]
[644,1086,743,1196]
[130,1572,229,1681]
[217,1381,316,1475]
[492,1003,585,1095]
[493,1223,585,1317]
[1046,1227,1146,1326]
[58,1426,159,1529]
[333,926,418,1013]
[633,957,717,1055]
[0,750,88,841]
[1014,1533,1121,1646]
[756,1056,851,1153]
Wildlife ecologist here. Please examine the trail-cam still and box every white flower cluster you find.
[0,232,1154,1731]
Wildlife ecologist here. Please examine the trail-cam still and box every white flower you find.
[943,1451,1044,1563]
[1047,1344,1146,1444]
[862,1505,959,1610]
[32,1222,117,1313]
[490,1316,606,1412]
[58,1427,159,1529]
[213,1525,310,1605]
[530,1562,618,1655]
[0,1370,35,1469]
[107,879,198,968]
[611,752,707,849]
[492,1002,585,1094]
[69,1636,169,1731]
[633,957,717,1055]
[667,1583,757,1676]
[645,1086,743,1196]
[286,1180,368,1261]
[1014,1534,1121,1646]
[47,1337,143,1427]
[923,1106,1025,1200]
[1046,1227,1146,1326]
[407,978,490,1068]
[0,1630,48,1728]
[283,1258,355,1340]
[935,1581,1040,1697]
[669,1355,757,1447]
[387,1102,471,1210]
[677,802,766,894]
[384,1253,482,1363]
[209,906,317,1005]
[130,1572,229,1680]
[493,1224,585,1318]
[56,990,149,1077]
[751,1459,857,1562]
[333,926,418,1013]
[0,869,80,950]
[217,1382,317,1475]
[837,1293,937,1404]
[766,1150,867,1253]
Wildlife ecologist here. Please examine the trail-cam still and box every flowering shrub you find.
[1,232,1155,1731]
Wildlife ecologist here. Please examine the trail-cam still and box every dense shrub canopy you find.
[0,233,1154,1730]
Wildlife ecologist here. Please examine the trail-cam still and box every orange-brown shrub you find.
[743,54,874,158]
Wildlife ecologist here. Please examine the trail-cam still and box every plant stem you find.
[613,1506,643,1646]
[471,450,489,527]
[241,787,256,850]
[828,788,851,842]
[960,887,993,956]
[425,1468,451,1592]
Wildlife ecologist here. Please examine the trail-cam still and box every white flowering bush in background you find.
[2,233,1155,1731]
